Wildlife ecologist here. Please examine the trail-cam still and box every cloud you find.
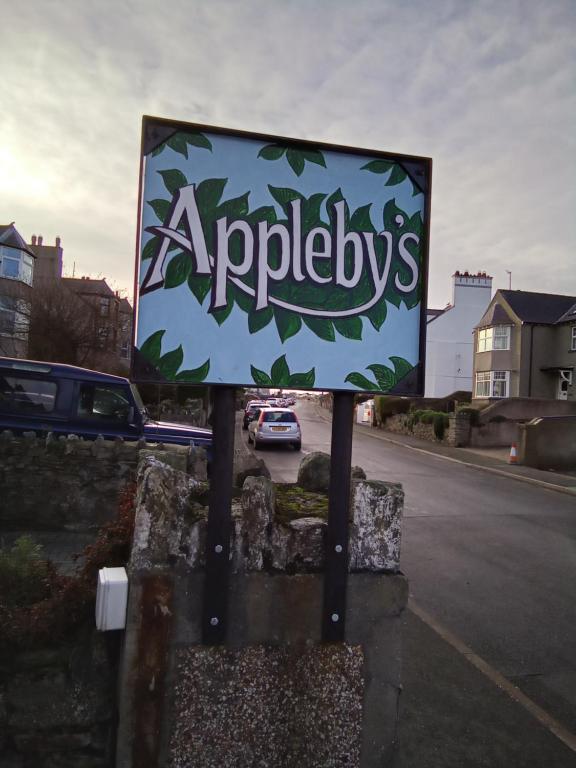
[0,0,574,306]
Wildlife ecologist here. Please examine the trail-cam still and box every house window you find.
[0,295,30,338]
[0,246,34,286]
[571,326,576,351]
[120,341,130,359]
[477,325,511,352]
[100,298,110,317]
[475,370,510,398]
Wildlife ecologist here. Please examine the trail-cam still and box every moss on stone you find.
[275,484,328,525]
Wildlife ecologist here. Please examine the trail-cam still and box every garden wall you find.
[116,460,408,768]
[0,432,203,532]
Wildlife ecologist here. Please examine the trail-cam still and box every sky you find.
[1,0,574,310]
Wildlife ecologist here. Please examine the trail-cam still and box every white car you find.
[247,407,301,451]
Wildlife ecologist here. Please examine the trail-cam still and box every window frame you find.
[477,325,511,352]
[571,326,576,352]
[0,246,34,286]
[475,370,510,398]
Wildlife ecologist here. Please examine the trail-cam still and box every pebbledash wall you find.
[116,458,408,768]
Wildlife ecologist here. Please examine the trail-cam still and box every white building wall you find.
[425,273,492,398]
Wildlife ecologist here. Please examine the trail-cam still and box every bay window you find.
[475,370,510,398]
[0,246,34,286]
[477,325,511,352]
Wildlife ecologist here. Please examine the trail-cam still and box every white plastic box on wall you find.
[96,567,128,631]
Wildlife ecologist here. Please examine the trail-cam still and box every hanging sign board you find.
[133,116,431,394]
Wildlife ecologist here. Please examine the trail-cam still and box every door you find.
[557,370,572,400]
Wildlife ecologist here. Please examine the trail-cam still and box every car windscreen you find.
[261,411,297,423]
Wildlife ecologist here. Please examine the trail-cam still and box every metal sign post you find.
[322,392,355,642]
[202,386,236,644]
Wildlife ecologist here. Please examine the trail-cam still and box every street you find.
[243,399,576,767]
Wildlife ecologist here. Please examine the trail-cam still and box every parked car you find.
[242,400,271,429]
[247,407,301,450]
[0,356,212,457]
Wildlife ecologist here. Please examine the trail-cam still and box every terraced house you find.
[473,290,576,402]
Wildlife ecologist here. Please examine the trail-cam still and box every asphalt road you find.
[243,399,576,767]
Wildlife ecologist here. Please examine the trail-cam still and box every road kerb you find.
[313,406,576,498]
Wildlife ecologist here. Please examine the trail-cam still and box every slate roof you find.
[0,224,35,258]
[63,278,116,297]
[499,290,576,325]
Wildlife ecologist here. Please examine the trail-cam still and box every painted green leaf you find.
[288,369,315,387]
[334,316,363,340]
[258,145,286,161]
[157,345,183,379]
[385,165,407,187]
[268,185,304,217]
[390,356,413,381]
[302,194,327,231]
[184,132,212,151]
[350,204,374,233]
[345,372,379,390]
[233,285,253,313]
[251,365,273,387]
[196,178,227,211]
[383,198,404,231]
[148,199,170,221]
[139,330,165,366]
[365,301,387,331]
[158,169,188,195]
[212,301,234,326]
[151,143,165,157]
[246,206,277,226]
[216,192,250,219]
[301,149,326,168]
[304,316,335,342]
[367,364,395,391]
[164,253,190,289]
[408,211,424,238]
[325,188,344,215]
[274,308,302,342]
[248,306,274,334]
[188,274,211,305]
[361,159,394,174]
[287,149,305,176]
[168,134,189,158]
[175,359,210,382]
[142,236,159,261]
[271,354,290,385]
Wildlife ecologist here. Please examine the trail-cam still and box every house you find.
[473,290,576,402]
[0,225,133,373]
[63,277,133,373]
[0,224,36,358]
[425,271,493,397]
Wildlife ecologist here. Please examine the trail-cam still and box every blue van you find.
[0,356,212,455]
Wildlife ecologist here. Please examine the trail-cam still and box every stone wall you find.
[117,459,408,768]
[381,413,443,443]
[0,628,120,768]
[0,432,204,532]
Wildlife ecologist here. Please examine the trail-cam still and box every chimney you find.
[31,235,37,245]
[38,235,43,246]
[452,270,493,306]
[55,236,61,247]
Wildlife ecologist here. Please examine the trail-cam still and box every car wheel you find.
[254,437,261,451]
[293,441,301,451]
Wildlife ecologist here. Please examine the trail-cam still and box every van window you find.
[77,384,131,422]
[0,376,57,414]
